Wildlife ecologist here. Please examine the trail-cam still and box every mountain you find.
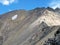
[0,7,60,45]
[55,8,60,13]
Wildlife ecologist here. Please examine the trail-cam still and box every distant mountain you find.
[0,7,60,45]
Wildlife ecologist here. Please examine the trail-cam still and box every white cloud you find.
[0,0,15,5]
[49,0,60,9]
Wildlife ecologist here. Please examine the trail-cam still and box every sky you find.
[0,0,60,14]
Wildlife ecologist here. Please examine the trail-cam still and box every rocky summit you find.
[0,7,60,45]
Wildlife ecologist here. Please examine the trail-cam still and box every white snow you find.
[12,14,18,20]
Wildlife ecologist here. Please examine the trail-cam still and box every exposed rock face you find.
[43,28,60,45]
[0,7,60,45]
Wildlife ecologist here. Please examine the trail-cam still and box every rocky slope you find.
[0,7,60,45]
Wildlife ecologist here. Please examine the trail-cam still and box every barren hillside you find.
[0,7,60,45]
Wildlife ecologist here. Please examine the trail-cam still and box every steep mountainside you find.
[0,7,60,45]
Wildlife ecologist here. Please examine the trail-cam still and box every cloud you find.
[49,0,60,9]
[0,0,15,5]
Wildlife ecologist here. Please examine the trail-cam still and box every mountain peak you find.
[0,7,60,45]
[40,10,60,26]
[46,7,55,11]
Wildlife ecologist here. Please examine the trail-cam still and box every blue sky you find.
[0,0,60,14]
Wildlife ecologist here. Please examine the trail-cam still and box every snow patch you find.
[12,14,18,20]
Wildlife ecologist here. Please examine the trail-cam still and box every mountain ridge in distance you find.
[0,7,60,45]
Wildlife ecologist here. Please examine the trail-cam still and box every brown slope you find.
[0,8,60,45]
[0,9,43,45]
